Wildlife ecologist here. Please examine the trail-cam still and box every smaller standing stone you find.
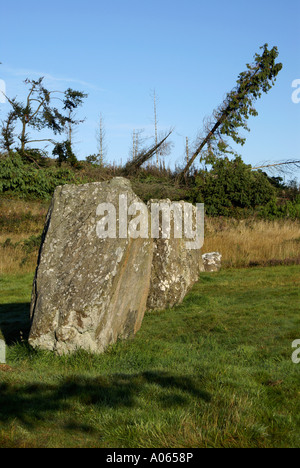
[0,339,5,364]
[146,199,205,311]
[202,252,222,272]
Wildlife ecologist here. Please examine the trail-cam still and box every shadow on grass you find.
[0,371,211,430]
[0,303,31,345]
[0,302,212,437]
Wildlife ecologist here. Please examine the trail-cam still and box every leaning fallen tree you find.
[181,43,283,176]
[252,159,300,176]
[122,129,173,175]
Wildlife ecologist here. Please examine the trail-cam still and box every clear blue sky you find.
[0,0,299,181]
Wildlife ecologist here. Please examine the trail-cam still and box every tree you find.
[153,89,159,167]
[185,136,189,165]
[0,77,87,162]
[182,44,282,176]
[150,89,161,167]
[64,88,87,154]
[52,140,78,167]
[0,111,17,152]
[130,128,145,161]
[96,113,107,166]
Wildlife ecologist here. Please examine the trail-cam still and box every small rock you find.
[202,252,222,272]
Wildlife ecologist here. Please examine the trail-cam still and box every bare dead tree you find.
[153,90,158,166]
[96,113,107,166]
[186,136,189,165]
[130,128,145,161]
[150,89,160,167]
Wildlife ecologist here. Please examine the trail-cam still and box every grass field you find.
[0,265,299,448]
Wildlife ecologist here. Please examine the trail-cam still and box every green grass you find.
[0,266,299,448]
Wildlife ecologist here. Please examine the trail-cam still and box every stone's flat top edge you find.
[202,252,222,257]
[147,198,197,205]
[54,177,132,192]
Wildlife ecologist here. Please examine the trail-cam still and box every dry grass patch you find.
[203,218,300,268]
[0,244,38,275]
[0,198,48,275]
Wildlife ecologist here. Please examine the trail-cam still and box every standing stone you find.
[0,339,5,364]
[29,178,153,355]
[146,199,204,311]
[202,252,222,272]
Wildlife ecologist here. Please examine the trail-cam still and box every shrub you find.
[0,152,79,199]
[258,198,300,220]
[192,156,276,216]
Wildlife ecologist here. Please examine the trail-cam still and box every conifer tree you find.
[0,77,87,161]
[182,44,282,175]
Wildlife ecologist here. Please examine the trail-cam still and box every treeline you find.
[0,150,299,220]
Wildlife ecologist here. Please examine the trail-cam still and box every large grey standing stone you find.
[146,199,204,311]
[0,339,5,364]
[29,178,153,355]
